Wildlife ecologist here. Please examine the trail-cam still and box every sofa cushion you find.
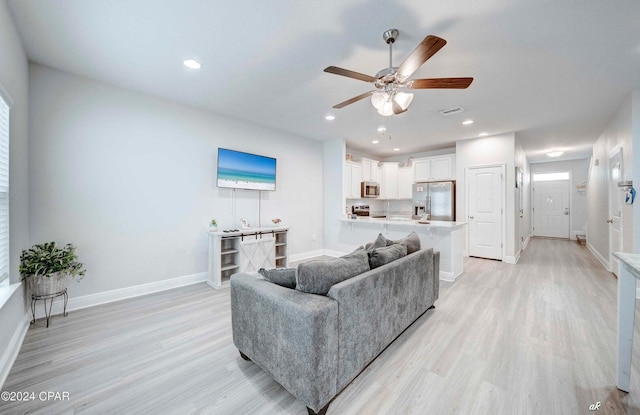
[258,267,297,289]
[368,244,407,269]
[386,231,421,255]
[296,248,370,295]
[364,233,387,252]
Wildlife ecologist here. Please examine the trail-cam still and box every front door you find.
[467,166,503,260]
[533,180,570,238]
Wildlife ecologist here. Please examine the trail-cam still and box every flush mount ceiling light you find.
[325,115,335,121]
[323,29,473,117]
[547,151,564,158]
[462,119,474,125]
[372,140,380,144]
[183,59,202,69]
[393,148,400,152]
[377,126,387,133]
[479,132,488,137]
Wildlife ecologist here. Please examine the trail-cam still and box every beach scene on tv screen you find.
[217,148,276,191]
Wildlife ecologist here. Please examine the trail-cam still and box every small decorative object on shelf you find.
[20,242,86,327]
[271,218,282,227]
[209,219,218,232]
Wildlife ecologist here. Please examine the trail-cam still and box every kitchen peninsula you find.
[339,217,465,281]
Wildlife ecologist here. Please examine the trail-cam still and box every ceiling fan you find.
[324,29,473,116]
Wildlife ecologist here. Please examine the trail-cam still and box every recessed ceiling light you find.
[325,115,335,121]
[479,132,488,137]
[393,148,400,152]
[462,120,474,125]
[183,59,202,69]
[377,126,386,133]
[547,151,564,158]
[372,140,380,144]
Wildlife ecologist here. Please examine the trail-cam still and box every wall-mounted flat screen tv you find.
[217,148,277,191]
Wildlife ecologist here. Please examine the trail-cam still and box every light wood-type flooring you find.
[3,238,640,414]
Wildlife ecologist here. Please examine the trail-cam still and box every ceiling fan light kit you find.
[324,29,473,116]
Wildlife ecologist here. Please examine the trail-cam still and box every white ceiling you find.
[7,0,640,162]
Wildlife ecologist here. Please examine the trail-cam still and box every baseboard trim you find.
[439,271,455,282]
[323,249,347,258]
[289,249,326,263]
[33,272,208,319]
[586,242,611,272]
[504,255,518,264]
[523,235,531,250]
[0,312,29,389]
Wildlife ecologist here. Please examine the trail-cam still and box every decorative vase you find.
[209,225,218,232]
[27,272,68,297]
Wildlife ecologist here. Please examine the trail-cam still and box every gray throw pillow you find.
[386,231,421,255]
[258,267,297,289]
[296,248,370,295]
[364,233,387,252]
[369,244,407,269]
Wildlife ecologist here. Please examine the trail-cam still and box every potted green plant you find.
[19,242,86,296]
[209,219,218,231]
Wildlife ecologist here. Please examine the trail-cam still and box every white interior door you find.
[467,166,503,260]
[533,180,570,238]
[609,149,623,276]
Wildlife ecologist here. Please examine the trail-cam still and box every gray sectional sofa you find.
[230,245,439,415]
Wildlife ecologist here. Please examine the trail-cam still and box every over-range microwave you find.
[361,181,380,198]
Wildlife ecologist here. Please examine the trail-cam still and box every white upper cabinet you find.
[344,161,362,199]
[361,158,379,182]
[380,162,399,199]
[398,167,414,199]
[413,154,456,182]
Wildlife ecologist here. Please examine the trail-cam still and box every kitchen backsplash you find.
[349,199,413,217]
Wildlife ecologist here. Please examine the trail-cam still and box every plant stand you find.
[31,289,68,328]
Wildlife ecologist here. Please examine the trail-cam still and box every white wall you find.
[587,94,635,268]
[456,133,517,261]
[0,0,30,386]
[530,158,590,240]
[28,64,324,299]
[323,138,348,255]
[514,141,531,253]
[633,91,640,254]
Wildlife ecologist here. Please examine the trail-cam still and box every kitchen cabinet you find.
[361,158,380,182]
[413,154,455,182]
[344,161,362,199]
[398,167,414,199]
[380,162,399,199]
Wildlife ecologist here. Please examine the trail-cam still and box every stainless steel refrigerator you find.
[412,181,456,221]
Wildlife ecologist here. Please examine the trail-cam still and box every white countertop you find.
[613,252,640,279]
[340,217,466,230]
[208,225,289,236]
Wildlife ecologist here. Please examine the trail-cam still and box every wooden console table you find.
[614,252,640,392]
[208,227,289,289]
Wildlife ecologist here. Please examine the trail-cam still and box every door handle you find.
[469,216,474,219]
[606,219,613,223]
[564,208,570,215]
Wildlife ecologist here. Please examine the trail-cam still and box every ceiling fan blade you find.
[396,35,447,79]
[333,91,375,109]
[409,77,474,89]
[324,66,377,83]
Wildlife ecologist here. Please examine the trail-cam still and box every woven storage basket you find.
[27,273,68,297]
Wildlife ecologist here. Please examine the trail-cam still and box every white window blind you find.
[0,94,9,285]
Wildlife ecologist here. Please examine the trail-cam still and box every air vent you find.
[439,106,465,116]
